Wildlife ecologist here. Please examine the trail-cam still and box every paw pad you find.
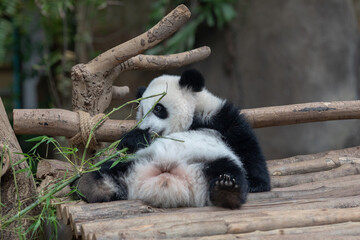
[216,174,239,189]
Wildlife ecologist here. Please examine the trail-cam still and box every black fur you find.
[119,128,152,153]
[192,101,271,193]
[136,86,147,99]
[204,157,248,209]
[74,160,133,203]
[153,103,168,119]
[179,69,205,92]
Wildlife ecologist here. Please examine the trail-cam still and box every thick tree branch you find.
[108,46,211,78]
[13,108,136,142]
[71,4,210,117]
[242,100,360,128]
[85,4,191,74]
[111,86,129,100]
[0,98,40,239]
[14,100,360,142]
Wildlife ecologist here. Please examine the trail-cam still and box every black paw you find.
[216,174,239,189]
[118,128,151,153]
[210,174,247,209]
[73,170,128,203]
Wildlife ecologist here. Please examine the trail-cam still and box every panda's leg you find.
[191,102,271,193]
[203,157,248,209]
[73,160,133,203]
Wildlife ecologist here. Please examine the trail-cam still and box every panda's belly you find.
[126,161,208,208]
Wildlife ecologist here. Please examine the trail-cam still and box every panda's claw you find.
[217,174,236,188]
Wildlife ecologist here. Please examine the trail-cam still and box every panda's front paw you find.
[119,128,152,153]
[210,174,247,209]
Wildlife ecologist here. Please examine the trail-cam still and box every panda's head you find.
[136,69,205,136]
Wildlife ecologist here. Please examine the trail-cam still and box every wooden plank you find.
[271,163,360,188]
[193,222,360,239]
[267,146,360,167]
[87,207,360,239]
[66,173,360,238]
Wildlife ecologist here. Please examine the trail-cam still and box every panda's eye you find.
[154,104,163,112]
[153,103,168,119]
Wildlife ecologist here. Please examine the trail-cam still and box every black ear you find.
[179,69,205,92]
[136,86,147,99]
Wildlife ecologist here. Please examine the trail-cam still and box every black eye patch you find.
[153,103,168,119]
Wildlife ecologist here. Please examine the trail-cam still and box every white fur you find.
[124,129,242,208]
[137,74,225,135]
[195,89,224,122]
[137,75,197,135]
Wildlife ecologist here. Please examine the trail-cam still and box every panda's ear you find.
[179,69,205,92]
[136,86,147,99]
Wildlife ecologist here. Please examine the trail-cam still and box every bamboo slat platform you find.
[57,146,360,240]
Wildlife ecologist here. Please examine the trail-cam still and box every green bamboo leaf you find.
[11,157,27,167]
[26,136,48,142]
[15,168,30,174]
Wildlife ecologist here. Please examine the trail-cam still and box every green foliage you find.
[147,0,238,55]
[0,0,20,62]
[0,91,168,238]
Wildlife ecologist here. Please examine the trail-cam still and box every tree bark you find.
[13,100,360,142]
[0,98,40,239]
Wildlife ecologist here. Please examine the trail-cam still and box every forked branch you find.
[71,4,211,116]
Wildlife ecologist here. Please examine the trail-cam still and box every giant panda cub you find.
[77,129,248,208]
[129,69,271,193]
[75,69,270,209]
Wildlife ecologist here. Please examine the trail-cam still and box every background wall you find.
[1,0,360,159]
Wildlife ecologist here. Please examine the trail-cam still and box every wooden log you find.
[268,156,338,176]
[269,174,360,192]
[243,100,360,128]
[13,108,136,142]
[268,155,360,176]
[71,5,210,116]
[36,159,75,179]
[270,163,360,188]
[267,146,360,167]
[84,4,191,75]
[0,143,10,177]
[82,207,360,239]
[192,222,360,239]
[111,86,129,100]
[109,46,211,76]
[249,179,360,201]
[65,194,360,238]
[67,200,157,238]
[13,100,360,142]
[0,98,40,239]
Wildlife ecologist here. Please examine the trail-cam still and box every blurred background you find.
[1,0,360,159]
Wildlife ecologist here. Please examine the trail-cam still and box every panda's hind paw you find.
[215,174,239,189]
[210,173,247,209]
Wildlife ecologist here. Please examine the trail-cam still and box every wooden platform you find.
[57,146,360,239]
